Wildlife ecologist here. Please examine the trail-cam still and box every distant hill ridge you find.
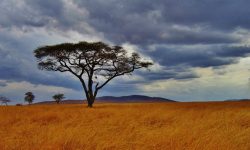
[96,95,175,102]
[225,99,250,102]
[34,95,176,105]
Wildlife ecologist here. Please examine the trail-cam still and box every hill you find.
[34,95,175,105]
[96,95,175,102]
[225,99,250,102]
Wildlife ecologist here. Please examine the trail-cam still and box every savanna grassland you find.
[0,102,250,150]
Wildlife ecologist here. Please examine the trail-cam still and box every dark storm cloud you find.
[110,68,200,85]
[0,81,7,87]
[74,0,250,45]
[216,46,250,57]
[1,0,250,91]
[0,0,53,28]
[147,45,250,68]
[158,0,250,30]
[136,69,200,82]
[0,65,81,90]
[0,0,91,35]
[2,0,245,45]
[25,0,63,17]
[0,33,82,90]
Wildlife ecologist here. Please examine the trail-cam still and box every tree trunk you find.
[87,99,94,107]
[87,96,95,107]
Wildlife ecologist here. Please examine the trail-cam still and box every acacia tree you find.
[53,93,65,104]
[24,92,35,104]
[0,96,11,106]
[34,41,153,107]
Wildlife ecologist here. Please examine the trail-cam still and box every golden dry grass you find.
[0,101,250,150]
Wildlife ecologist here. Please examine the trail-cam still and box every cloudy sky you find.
[1,0,250,103]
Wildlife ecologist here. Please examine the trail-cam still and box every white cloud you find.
[139,57,250,101]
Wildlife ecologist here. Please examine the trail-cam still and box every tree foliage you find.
[24,92,35,104]
[34,41,153,107]
[53,93,65,104]
[0,96,11,105]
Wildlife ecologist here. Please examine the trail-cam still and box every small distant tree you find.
[0,96,11,105]
[34,41,153,107]
[24,92,35,104]
[53,93,65,104]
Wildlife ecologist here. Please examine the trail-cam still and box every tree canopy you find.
[34,41,153,107]
[53,93,65,104]
[24,92,35,104]
[0,96,11,105]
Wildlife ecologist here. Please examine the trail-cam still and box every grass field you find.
[0,101,250,150]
